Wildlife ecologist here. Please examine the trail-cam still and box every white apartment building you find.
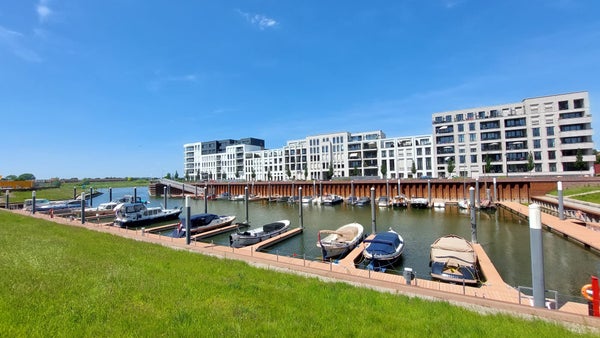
[432,91,594,178]
[379,135,435,179]
[184,91,593,181]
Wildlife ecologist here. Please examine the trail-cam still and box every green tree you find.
[17,173,35,181]
[327,164,334,180]
[527,152,535,172]
[575,149,587,171]
[286,168,291,180]
[411,161,416,176]
[165,173,172,179]
[380,161,387,178]
[174,171,179,179]
[594,149,600,164]
[251,168,256,181]
[485,155,492,174]
[4,175,17,181]
[352,166,358,176]
[447,158,455,176]
[303,166,308,180]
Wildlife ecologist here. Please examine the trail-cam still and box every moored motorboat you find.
[317,222,365,259]
[229,220,291,248]
[174,213,236,237]
[391,195,408,208]
[363,228,404,271]
[322,194,343,206]
[113,202,182,228]
[410,197,429,209]
[377,196,390,208]
[355,196,371,206]
[429,234,481,285]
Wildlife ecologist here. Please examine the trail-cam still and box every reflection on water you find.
[98,187,599,298]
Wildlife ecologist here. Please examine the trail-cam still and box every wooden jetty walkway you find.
[498,201,600,253]
[6,207,600,330]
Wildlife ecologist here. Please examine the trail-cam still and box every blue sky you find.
[1,1,599,179]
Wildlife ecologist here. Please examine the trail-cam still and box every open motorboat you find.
[317,222,365,259]
[229,220,290,248]
[363,228,405,271]
[377,196,390,208]
[355,196,371,206]
[322,194,343,206]
[410,197,429,209]
[391,195,408,208]
[429,234,481,286]
[113,202,182,228]
[174,213,236,238]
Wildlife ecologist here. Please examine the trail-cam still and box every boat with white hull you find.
[113,202,182,228]
[230,220,290,248]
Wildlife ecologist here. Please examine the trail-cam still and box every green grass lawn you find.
[0,211,595,337]
[3,179,150,203]
[547,185,600,205]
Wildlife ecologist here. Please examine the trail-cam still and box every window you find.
[558,100,569,110]
[532,128,540,137]
[456,114,464,121]
[459,155,466,164]
[505,129,527,138]
[458,134,465,143]
[457,124,464,132]
[559,111,584,119]
[533,140,541,149]
[549,163,557,172]
[469,133,477,142]
[574,98,584,109]
[548,151,556,160]
[534,151,542,161]
[469,122,476,131]
[480,120,500,130]
[471,155,477,163]
[546,126,554,136]
[547,139,555,148]
[505,118,526,127]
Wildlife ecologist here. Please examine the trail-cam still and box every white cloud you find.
[0,25,42,62]
[36,0,53,23]
[237,10,278,30]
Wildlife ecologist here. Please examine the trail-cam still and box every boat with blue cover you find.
[174,213,236,237]
[363,228,404,271]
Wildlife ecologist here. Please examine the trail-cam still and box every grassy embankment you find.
[547,186,600,205]
[0,211,594,337]
[4,179,150,203]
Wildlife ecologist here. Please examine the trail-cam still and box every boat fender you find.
[581,284,594,301]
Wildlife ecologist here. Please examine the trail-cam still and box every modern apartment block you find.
[184,92,593,181]
[432,91,594,178]
[184,138,265,180]
[185,131,436,181]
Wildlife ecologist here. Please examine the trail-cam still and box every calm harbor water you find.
[93,187,600,300]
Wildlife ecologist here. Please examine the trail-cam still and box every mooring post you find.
[73,187,77,200]
[204,183,208,213]
[89,187,93,207]
[386,179,390,199]
[397,178,401,196]
[32,190,36,214]
[427,179,431,206]
[370,187,376,234]
[493,177,497,202]
[319,181,322,198]
[486,188,491,201]
[80,192,85,224]
[299,187,304,229]
[163,186,168,209]
[109,187,112,202]
[529,203,546,308]
[244,186,249,224]
[475,178,479,207]
[5,189,9,209]
[557,181,565,220]
[185,196,191,245]
[470,187,477,243]
[351,180,355,201]
[133,187,137,204]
